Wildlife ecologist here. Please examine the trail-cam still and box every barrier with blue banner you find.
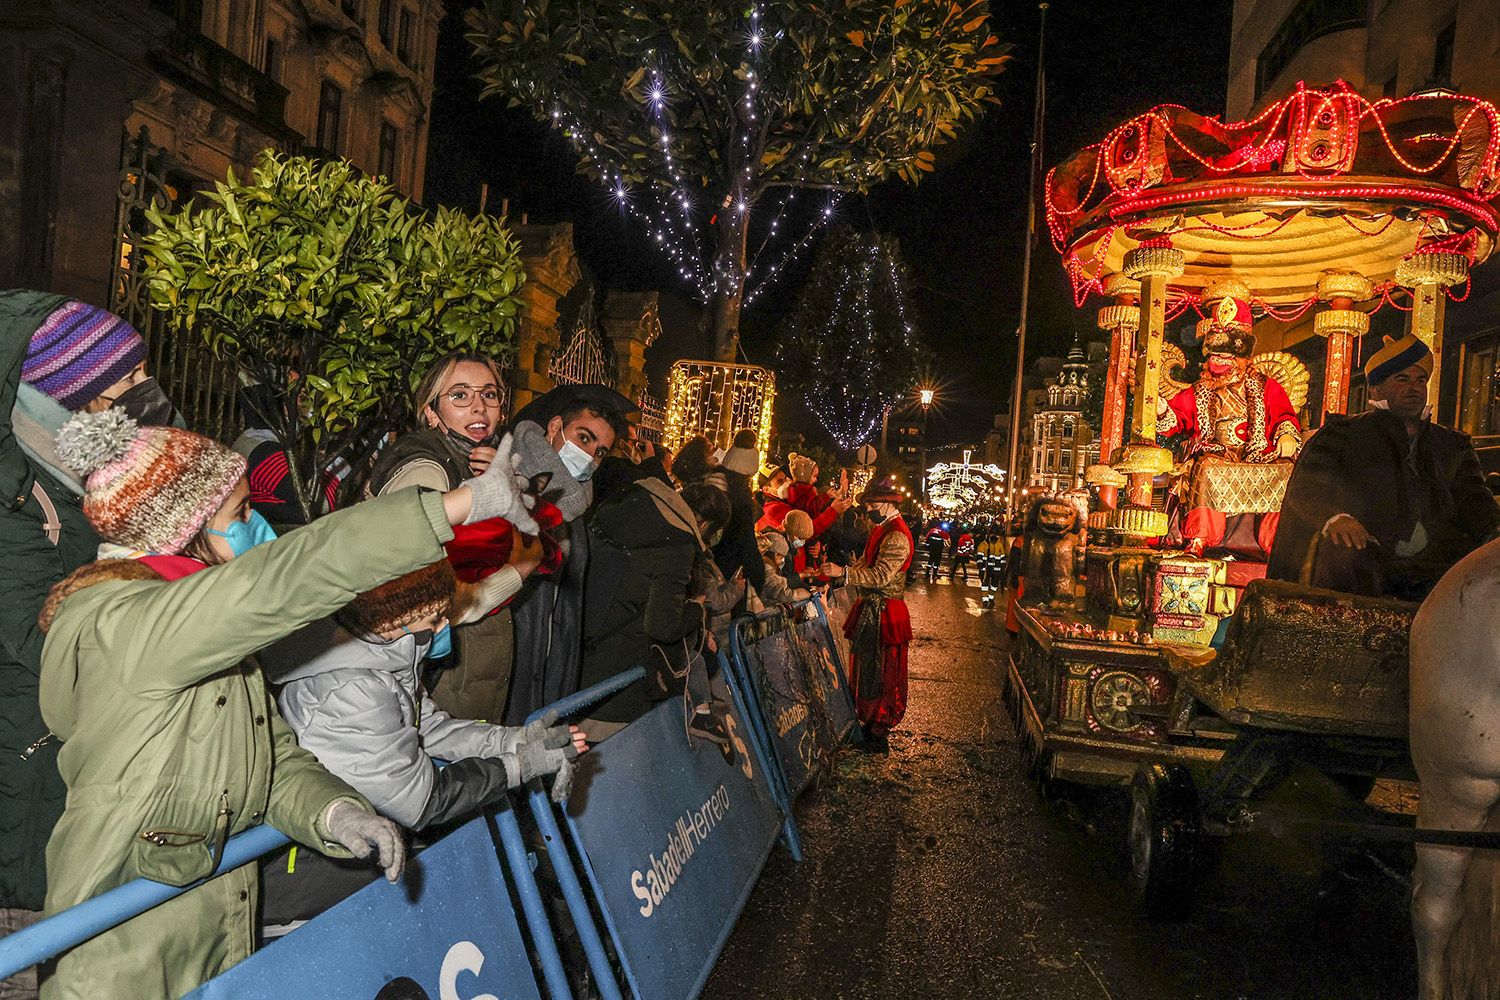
[545,663,783,1000]
[0,658,809,1000]
[727,596,860,810]
[185,815,541,1000]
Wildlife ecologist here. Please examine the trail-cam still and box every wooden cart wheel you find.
[1128,762,1200,920]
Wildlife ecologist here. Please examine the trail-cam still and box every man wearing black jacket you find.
[1268,334,1499,600]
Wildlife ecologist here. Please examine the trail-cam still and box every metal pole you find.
[920,403,930,502]
[1005,2,1048,515]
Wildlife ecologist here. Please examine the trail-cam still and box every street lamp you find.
[918,386,935,502]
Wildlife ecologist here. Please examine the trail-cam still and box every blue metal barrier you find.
[725,593,861,852]
[523,666,647,1000]
[544,658,785,1000]
[0,824,289,980]
[0,650,820,997]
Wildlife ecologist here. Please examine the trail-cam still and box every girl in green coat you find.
[35,409,541,1000]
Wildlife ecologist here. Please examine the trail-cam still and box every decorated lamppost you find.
[918,386,935,502]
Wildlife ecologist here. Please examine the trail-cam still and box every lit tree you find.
[775,226,929,449]
[467,0,1009,360]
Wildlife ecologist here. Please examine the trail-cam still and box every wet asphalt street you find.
[703,575,1418,1000]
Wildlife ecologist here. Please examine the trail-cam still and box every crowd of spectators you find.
[0,293,872,999]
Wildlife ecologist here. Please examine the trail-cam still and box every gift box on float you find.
[1149,556,1232,645]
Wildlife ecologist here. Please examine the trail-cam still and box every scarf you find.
[510,419,593,522]
[13,382,86,494]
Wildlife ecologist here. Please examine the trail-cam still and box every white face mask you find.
[791,538,805,549]
[558,439,597,482]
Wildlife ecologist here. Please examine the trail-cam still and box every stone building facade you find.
[0,0,441,306]
[1027,338,1098,494]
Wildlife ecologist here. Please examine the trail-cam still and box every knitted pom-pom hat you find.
[340,560,457,637]
[56,409,247,555]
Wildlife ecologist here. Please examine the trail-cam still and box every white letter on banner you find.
[440,940,499,1000]
[726,715,754,780]
[632,870,654,917]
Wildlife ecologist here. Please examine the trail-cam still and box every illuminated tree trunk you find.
[711,197,750,362]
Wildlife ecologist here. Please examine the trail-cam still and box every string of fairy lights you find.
[535,5,842,307]
[800,235,919,450]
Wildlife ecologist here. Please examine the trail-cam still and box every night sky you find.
[423,0,1234,451]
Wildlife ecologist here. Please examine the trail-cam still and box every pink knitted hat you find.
[56,409,246,554]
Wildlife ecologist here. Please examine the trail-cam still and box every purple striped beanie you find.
[21,300,147,411]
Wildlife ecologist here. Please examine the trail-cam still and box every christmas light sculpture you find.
[925,459,1007,514]
[663,360,776,470]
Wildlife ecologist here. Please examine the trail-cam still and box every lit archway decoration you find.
[663,360,776,470]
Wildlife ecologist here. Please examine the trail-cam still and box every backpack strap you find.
[31,479,61,546]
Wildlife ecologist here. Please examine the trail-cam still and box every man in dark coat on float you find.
[821,476,913,753]
[1267,333,1499,600]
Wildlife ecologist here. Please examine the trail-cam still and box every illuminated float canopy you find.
[1046,81,1500,310]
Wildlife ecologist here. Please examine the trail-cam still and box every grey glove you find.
[500,710,581,803]
[323,800,406,882]
[462,432,539,533]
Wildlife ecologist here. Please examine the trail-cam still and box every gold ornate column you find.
[1110,244,1184,538]
[1313,270,1373,418]
[1096,272,1141,466]
[1395,251,1469,411]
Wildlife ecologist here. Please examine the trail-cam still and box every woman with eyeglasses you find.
[368,352,508,494]
[365,352,542,724]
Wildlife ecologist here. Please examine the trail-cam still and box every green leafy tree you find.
[776,226,929,450]
[467,0,1009,360]
[143,151,526,520]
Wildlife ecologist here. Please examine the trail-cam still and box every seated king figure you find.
[1155,295,1304,562]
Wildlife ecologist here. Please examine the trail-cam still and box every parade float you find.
[1002,81,1500,914]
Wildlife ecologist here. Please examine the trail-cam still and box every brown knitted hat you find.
[782,509,814,542]
[56,409,246,554]
[340,560,457,637]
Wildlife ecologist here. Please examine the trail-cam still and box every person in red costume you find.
[1155,296,1301,560]
[820,476,913,754]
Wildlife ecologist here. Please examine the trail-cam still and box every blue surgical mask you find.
[428,624,452,659]
[558,439,598,482]
[207,510,277,557]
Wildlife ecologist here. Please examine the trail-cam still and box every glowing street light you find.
[919,387,935,408]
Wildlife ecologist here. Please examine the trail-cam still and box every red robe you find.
[842,515,914,735]
[1160,371,1298,459]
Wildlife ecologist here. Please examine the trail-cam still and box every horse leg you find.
[1412,777,1500,1000]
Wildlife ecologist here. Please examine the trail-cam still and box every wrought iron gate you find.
[545,298,665,440]
[110,127,241,441]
